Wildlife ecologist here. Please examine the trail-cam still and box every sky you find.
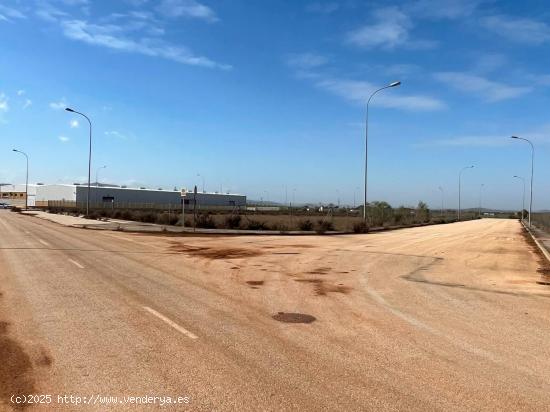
[1,0,549,210]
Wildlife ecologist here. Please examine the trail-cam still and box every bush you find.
[195,213,217,229]
[224,215,242,229]
[271,222,289,232]
[10,206,21,213]
[156,212,179,226]
[85,211,100,220]
[353,221,369,233]
[298,219,314,231]
[316,219,334,234]
[139,211,157,223]
[246,219,268,230]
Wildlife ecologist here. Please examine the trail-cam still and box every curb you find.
[521,220,550,264]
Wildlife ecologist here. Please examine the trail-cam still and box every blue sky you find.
[1,0,549,210]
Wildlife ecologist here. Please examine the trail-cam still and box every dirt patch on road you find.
[246,281,264,286]
[305,267,331,275]
[169,243,262,260]
[272,312,316,324]
[294,279,351,296]
[0,321,37,409]
[521,228,550,281]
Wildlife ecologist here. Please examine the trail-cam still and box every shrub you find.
[316,219,334,234]
[224,215,242,229]
[271,222,289,232]
[246,219,268,230]
[85,211,100,220]
[139,211,157,223]
[10,206,21,213]
[298,219,314,231]
[353,221,369,233]
[196,213,217,229]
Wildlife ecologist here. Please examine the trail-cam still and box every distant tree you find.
[416,201,431,223]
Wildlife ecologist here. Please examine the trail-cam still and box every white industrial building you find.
[35,184,246,209]
[0,184,38,207]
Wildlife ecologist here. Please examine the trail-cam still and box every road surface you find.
[1,211,550,411]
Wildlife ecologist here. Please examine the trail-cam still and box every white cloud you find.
[105,130,127,139]
[0,4,26,21]
[286,53,328,70]
[17,89,25,96]
[418,124,550,148]
[433,72,531,102]
[407,0,480,19]
[61,19,230,69]
[0,93,8,112]
[58,136,70,142]
[70,119,79,128]
[346,7,436,50]
[49,98,68,110]
[481,15,550,45]
[157,0,218,22]
[315,77,446,111]
[306,2,339,14]
[35,3,67,22]
[23,99,32,109]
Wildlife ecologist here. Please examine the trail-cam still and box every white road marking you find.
[143,306,198,340]
[68,259,85,269]
[38,239,50,247]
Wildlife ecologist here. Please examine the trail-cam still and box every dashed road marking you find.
[143,306,198,340]
[68,259,85,269]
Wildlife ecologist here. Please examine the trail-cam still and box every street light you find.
[478,183,485,218]
[513,175,526,221]
[96,165,107,187]
[510,136,534,228]
[65,107,92,216]
[12,149,28,210]
[363,80,401,222]
[458,165,474,221]
[196,173,205,192]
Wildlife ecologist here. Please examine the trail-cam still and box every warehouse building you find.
[35,184,246,210]
[181,189,246,209]
[0,184,38,207]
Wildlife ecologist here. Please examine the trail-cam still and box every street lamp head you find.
[389,81,401,87]
[12,149,17,152]
[510,136,519,139]
[65,107,75,112]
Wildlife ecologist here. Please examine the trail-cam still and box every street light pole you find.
[12,149,29,210]
[197,174,205,192]
[510,136,534,228]
[364,81,401,223]
[458,165,474,221]
[65,107,92,216]
[96,165,107,187]
[478,183,485,218]
[513,175,526,221]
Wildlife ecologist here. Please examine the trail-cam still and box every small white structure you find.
[0,184,38,207]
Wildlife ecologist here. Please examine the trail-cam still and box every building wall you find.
[76,186,181,205]
[34,185,247,210]
[0,184,37,207]
[183,192,247,208]
[35,185,77,202]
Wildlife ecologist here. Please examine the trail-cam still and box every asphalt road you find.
[1,210,550,411]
